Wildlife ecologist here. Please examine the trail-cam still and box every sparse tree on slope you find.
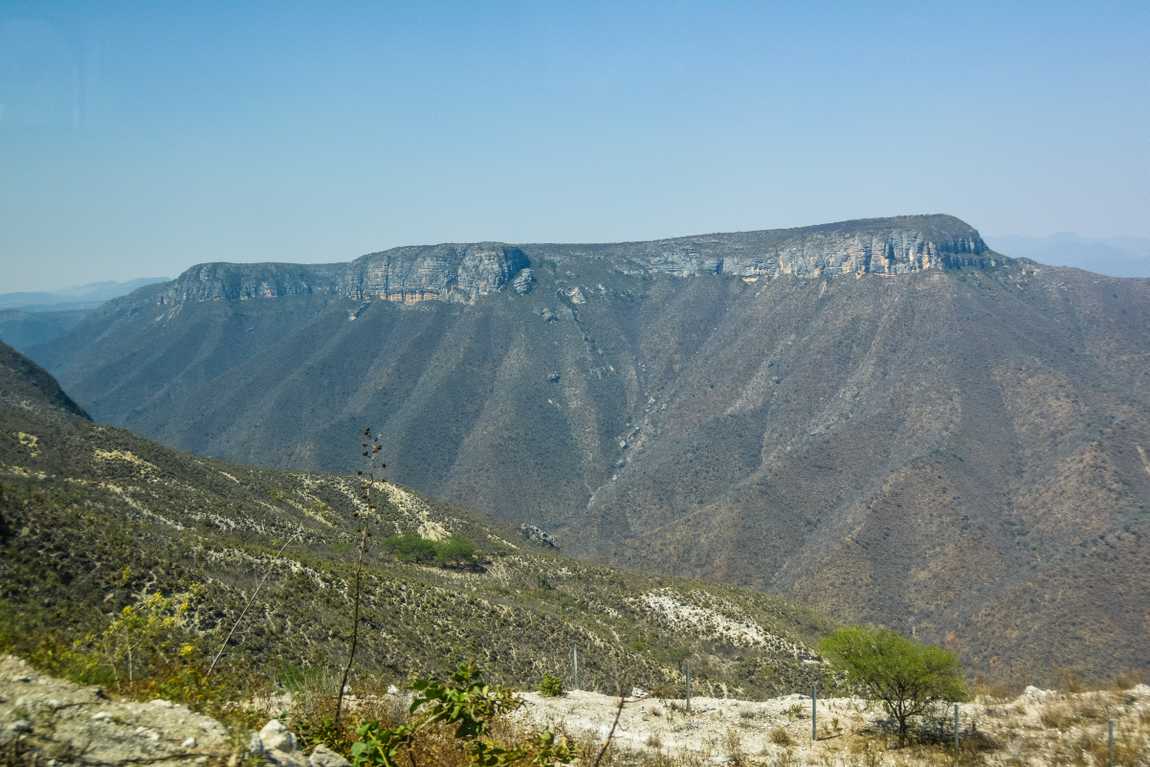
[819,625,966,743]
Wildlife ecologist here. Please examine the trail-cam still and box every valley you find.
[0,341,831,700]
[23,215,1150,684]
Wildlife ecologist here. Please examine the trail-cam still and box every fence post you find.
[1108,719,1115,767]
[572,645,578,690]
[811,685,817,742]
[953,703,960,755]
[684,662,691,712]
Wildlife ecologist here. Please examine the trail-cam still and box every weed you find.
[350,662,574,766]
[538,673,565,698]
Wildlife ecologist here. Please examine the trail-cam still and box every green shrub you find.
[382,534,477,568]
[350,663,574,766]
[382,534,439,563]
[537,673,564,697]
[435,536,477,567]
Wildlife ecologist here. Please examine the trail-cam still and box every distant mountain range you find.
[0,277,169,311]
[23,214,1150,683]
[987,233,1150,278]
[0,278,169,353]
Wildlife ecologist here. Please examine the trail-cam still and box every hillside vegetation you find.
[28,216,1150,683]
[0,342,833,701]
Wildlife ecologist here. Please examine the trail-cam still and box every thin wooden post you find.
[684,662,691,712]
[572,645,579,690]
[1108,719,1115,767]
[811,685,817,742]
[953,703,960,755]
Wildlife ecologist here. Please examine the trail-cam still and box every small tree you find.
[382,534,437,563]
[819,626,966,743]
[435,536,477,567]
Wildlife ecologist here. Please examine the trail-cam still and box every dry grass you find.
[1039,703,1073,729]
[769,726,795,746]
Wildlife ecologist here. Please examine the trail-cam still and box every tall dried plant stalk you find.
[334,427,384,727]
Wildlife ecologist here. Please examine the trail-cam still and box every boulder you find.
[0,655,230,766]
[309,744,352,767]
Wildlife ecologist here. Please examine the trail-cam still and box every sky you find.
[1,1,1148,291]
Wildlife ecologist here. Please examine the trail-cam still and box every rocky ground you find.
[0,656,347,767]
[0,655,230,765]
[514,685,1150,765]
[3,653,1148,766]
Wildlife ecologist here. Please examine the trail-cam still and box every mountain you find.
[0,308,91,354]
[0,341,831,697]
[0,278,169,354]
[987,233,1150,278]
[0,340,89,418]
[0,277,170,311]
[28,214,1150,683]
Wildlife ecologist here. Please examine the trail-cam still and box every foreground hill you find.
[5,651,1149,766]
[0,342,830,698]
[28,214,1150,682]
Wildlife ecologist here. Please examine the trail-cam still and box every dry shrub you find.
[288,688,407,755]
[1070,697,1108,723]
[846,738,886,767]
[972,677,1020,702]
[769,726,795,746]
[1057,669,1087,694]
[1076,729,1144,767]
[722,728,748,765]
[1111,669,1147,691]
[1039,704,1074,730]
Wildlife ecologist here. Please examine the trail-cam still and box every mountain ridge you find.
[105,214,995,309]
[27,215,1150,684]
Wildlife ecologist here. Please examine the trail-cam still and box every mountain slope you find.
[0,340,89,418]
[0,308,91,354]
[28,215,1150,682]
[0,342,831,698]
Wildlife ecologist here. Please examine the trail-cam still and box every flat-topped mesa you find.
[539,214,994,279]
[154,245,529,306]
[147,215,996,307]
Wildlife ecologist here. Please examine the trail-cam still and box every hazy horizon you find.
[2,1,1147,291]
[4,227,1149,295]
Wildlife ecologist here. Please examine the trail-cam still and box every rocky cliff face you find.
[155,245,530,306]
[543,215,992,279]
[144,215,993,308]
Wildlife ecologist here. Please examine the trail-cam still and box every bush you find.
[819,625,966,743]
[537,673,564,697]
[382,534,439,564]
[435,536,477,567]
[382,534,477,568]
[351,663,574,766]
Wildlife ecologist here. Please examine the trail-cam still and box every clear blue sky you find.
[2,1,1148,290]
